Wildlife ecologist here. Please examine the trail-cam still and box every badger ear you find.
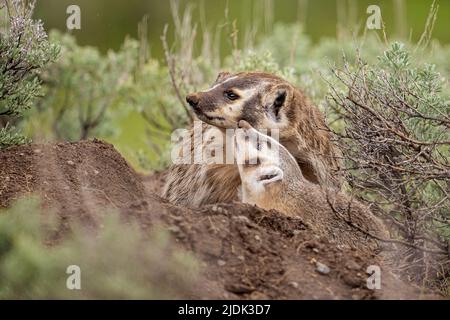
[272,90,287,117]
[213,71,232,86]
[267,85,292,120]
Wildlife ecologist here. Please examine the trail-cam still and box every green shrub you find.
[327,42,449,289]
[0,197,198,299]
[25,31,138,141]
[0,0,58,149]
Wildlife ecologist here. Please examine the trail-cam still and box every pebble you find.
[345,260,362,271]
[168,225,180,234]
[67,160,75,166]
[212,205,227,214]
[343,273,362,287]
[217,259,226,266]
[233,215,251,224]
[225,283,255,294]
[315,262,331,275]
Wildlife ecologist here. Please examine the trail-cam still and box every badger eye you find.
[224,90,239,101]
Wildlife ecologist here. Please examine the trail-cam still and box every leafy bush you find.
[327,42,449,290]
[0,197,198,299]
[26,31,138,141]
[126,56,188,170]
[0,0,58,149]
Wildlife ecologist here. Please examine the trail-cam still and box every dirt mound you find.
[0,139,146,235]
[0,140,439,299]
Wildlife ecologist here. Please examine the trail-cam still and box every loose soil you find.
[0,140,441,299]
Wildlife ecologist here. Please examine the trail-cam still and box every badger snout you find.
[186,93,200,110]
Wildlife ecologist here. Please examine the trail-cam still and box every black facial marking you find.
[240,93,262,127]
[273,91,287,119]
[258,174,277,182]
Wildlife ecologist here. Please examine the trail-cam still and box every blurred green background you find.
[29,0,449,171]
[34,0,450,57]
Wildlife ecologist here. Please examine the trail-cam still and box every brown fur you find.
[235,121,388,252]
[163,72,342,206]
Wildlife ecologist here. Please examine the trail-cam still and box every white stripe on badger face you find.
[204,76,239,92]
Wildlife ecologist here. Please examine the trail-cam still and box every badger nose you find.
[186,93,200,109]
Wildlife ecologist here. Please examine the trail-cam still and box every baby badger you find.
[235,120,387,251]
[163,71,341,206]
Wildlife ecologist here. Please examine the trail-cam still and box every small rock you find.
[67,160,75,166]
[254,235,261,241]
[225,283,255,294]
[34,149,42,154]
[237,255,245,261]
[342,273,362,288]
[288,281,299,289]
[345,260,362,271]
[249,291,269,299]
[217,259,226,266]
[315,262,331,275]
[168,225,181,234]
[233,215,251,224]
[93,169,99,175]
[312,248,319,253]
[212,205,228,214]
